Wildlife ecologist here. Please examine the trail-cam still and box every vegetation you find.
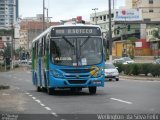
[0,29,13,36]
[114,63,160,77]
[126,37,138,59]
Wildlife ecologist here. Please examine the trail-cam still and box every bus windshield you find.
[50,37,102,66]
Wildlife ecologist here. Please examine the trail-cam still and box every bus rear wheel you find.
[47,87,55,95]
[88,87,97,94]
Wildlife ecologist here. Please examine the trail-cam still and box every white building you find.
[0,0,19,29]
[90,10,115,38]
[125,0,160,21]
[125,0,160,56]
[19,30,28,50]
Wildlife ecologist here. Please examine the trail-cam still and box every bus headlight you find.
[52,70,64,78]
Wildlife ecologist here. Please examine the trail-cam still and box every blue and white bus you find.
[32,24,105,95]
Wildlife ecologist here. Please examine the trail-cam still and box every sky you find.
[19,0,125,22]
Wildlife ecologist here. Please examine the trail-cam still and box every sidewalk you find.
[120,75,160,81]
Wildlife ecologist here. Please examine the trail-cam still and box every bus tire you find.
[42,87,47,92]
[43,70,47,86]
[37,86,41,92]
[89,87,97,95]
[47,87,55,95]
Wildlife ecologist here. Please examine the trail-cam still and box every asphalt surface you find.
[0,69,160,120]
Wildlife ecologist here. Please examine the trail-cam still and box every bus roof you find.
[32,24,101,43]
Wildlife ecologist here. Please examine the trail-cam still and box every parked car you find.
[120,57,134,64]
[19,59,27,64]
[113,59,125,64]
[28,59,32,65]
[104,63,119,81]
[154,58,160,64]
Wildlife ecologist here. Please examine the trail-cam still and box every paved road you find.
[0,70,160,120]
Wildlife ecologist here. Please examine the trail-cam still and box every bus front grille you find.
[67,80,87,84]
[61,69,91,73]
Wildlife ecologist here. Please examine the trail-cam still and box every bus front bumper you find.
[48,76,104,88]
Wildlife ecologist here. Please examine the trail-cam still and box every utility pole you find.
[11,26,14,69]
[113,0,115,10]
[108,0,112,63]
[46,8,49,28]
[43,0,45,31]
[92,8,98,25]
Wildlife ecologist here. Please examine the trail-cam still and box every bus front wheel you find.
[47,87,55,95]
[88,87,97,94]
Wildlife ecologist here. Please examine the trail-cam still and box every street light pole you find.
[92,8,98,25]
[43,0,45,31]
[108,0,112,63]
[11,26,14,69]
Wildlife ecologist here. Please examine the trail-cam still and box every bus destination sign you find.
[51,27,101,36]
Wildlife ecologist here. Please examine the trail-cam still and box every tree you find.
[126,37,138,59]
[3,43,11,58]
[153,29,160,39]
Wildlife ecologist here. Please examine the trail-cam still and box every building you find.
[90,9,141,57]
[19,15,61,51]
[90,10,114,37]
[125,0,160,56]
[93,0,160,57]
[0,0,19,60]
[61,16,91,25]
[0,36,12,59]
[125,0,160,21]
[0,0,19,29]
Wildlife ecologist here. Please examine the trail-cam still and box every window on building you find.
[7,37,10,41]
[107,14,109,19]
[92,18,94,22]
[103,15,106,21]
[100,16,102,20]
[111,14,114,18]
[149,9,154,12]
[149,0,153,4]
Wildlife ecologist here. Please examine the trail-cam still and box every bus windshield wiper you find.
[62,36,74,48]
[80,36,90,48]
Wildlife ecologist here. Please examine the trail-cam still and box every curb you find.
[119,75,160,81]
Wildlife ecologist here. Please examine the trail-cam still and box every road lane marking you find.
[25,92,30,95]
[40,103,45,107]
[45,107,52,111]
[110,98,132,104]
[35,99,41,103]
[24,92,58,118]
[51,112,58,117]
[32,97,36,99]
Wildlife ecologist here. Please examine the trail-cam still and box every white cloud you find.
[19,0,125,21]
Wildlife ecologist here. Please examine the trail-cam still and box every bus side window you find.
[42,37,44,56]
[35,42,36,58]
[32,43,36,61]
[36,41,38,58]
[42,36,46,56]
[38,39,42,57]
